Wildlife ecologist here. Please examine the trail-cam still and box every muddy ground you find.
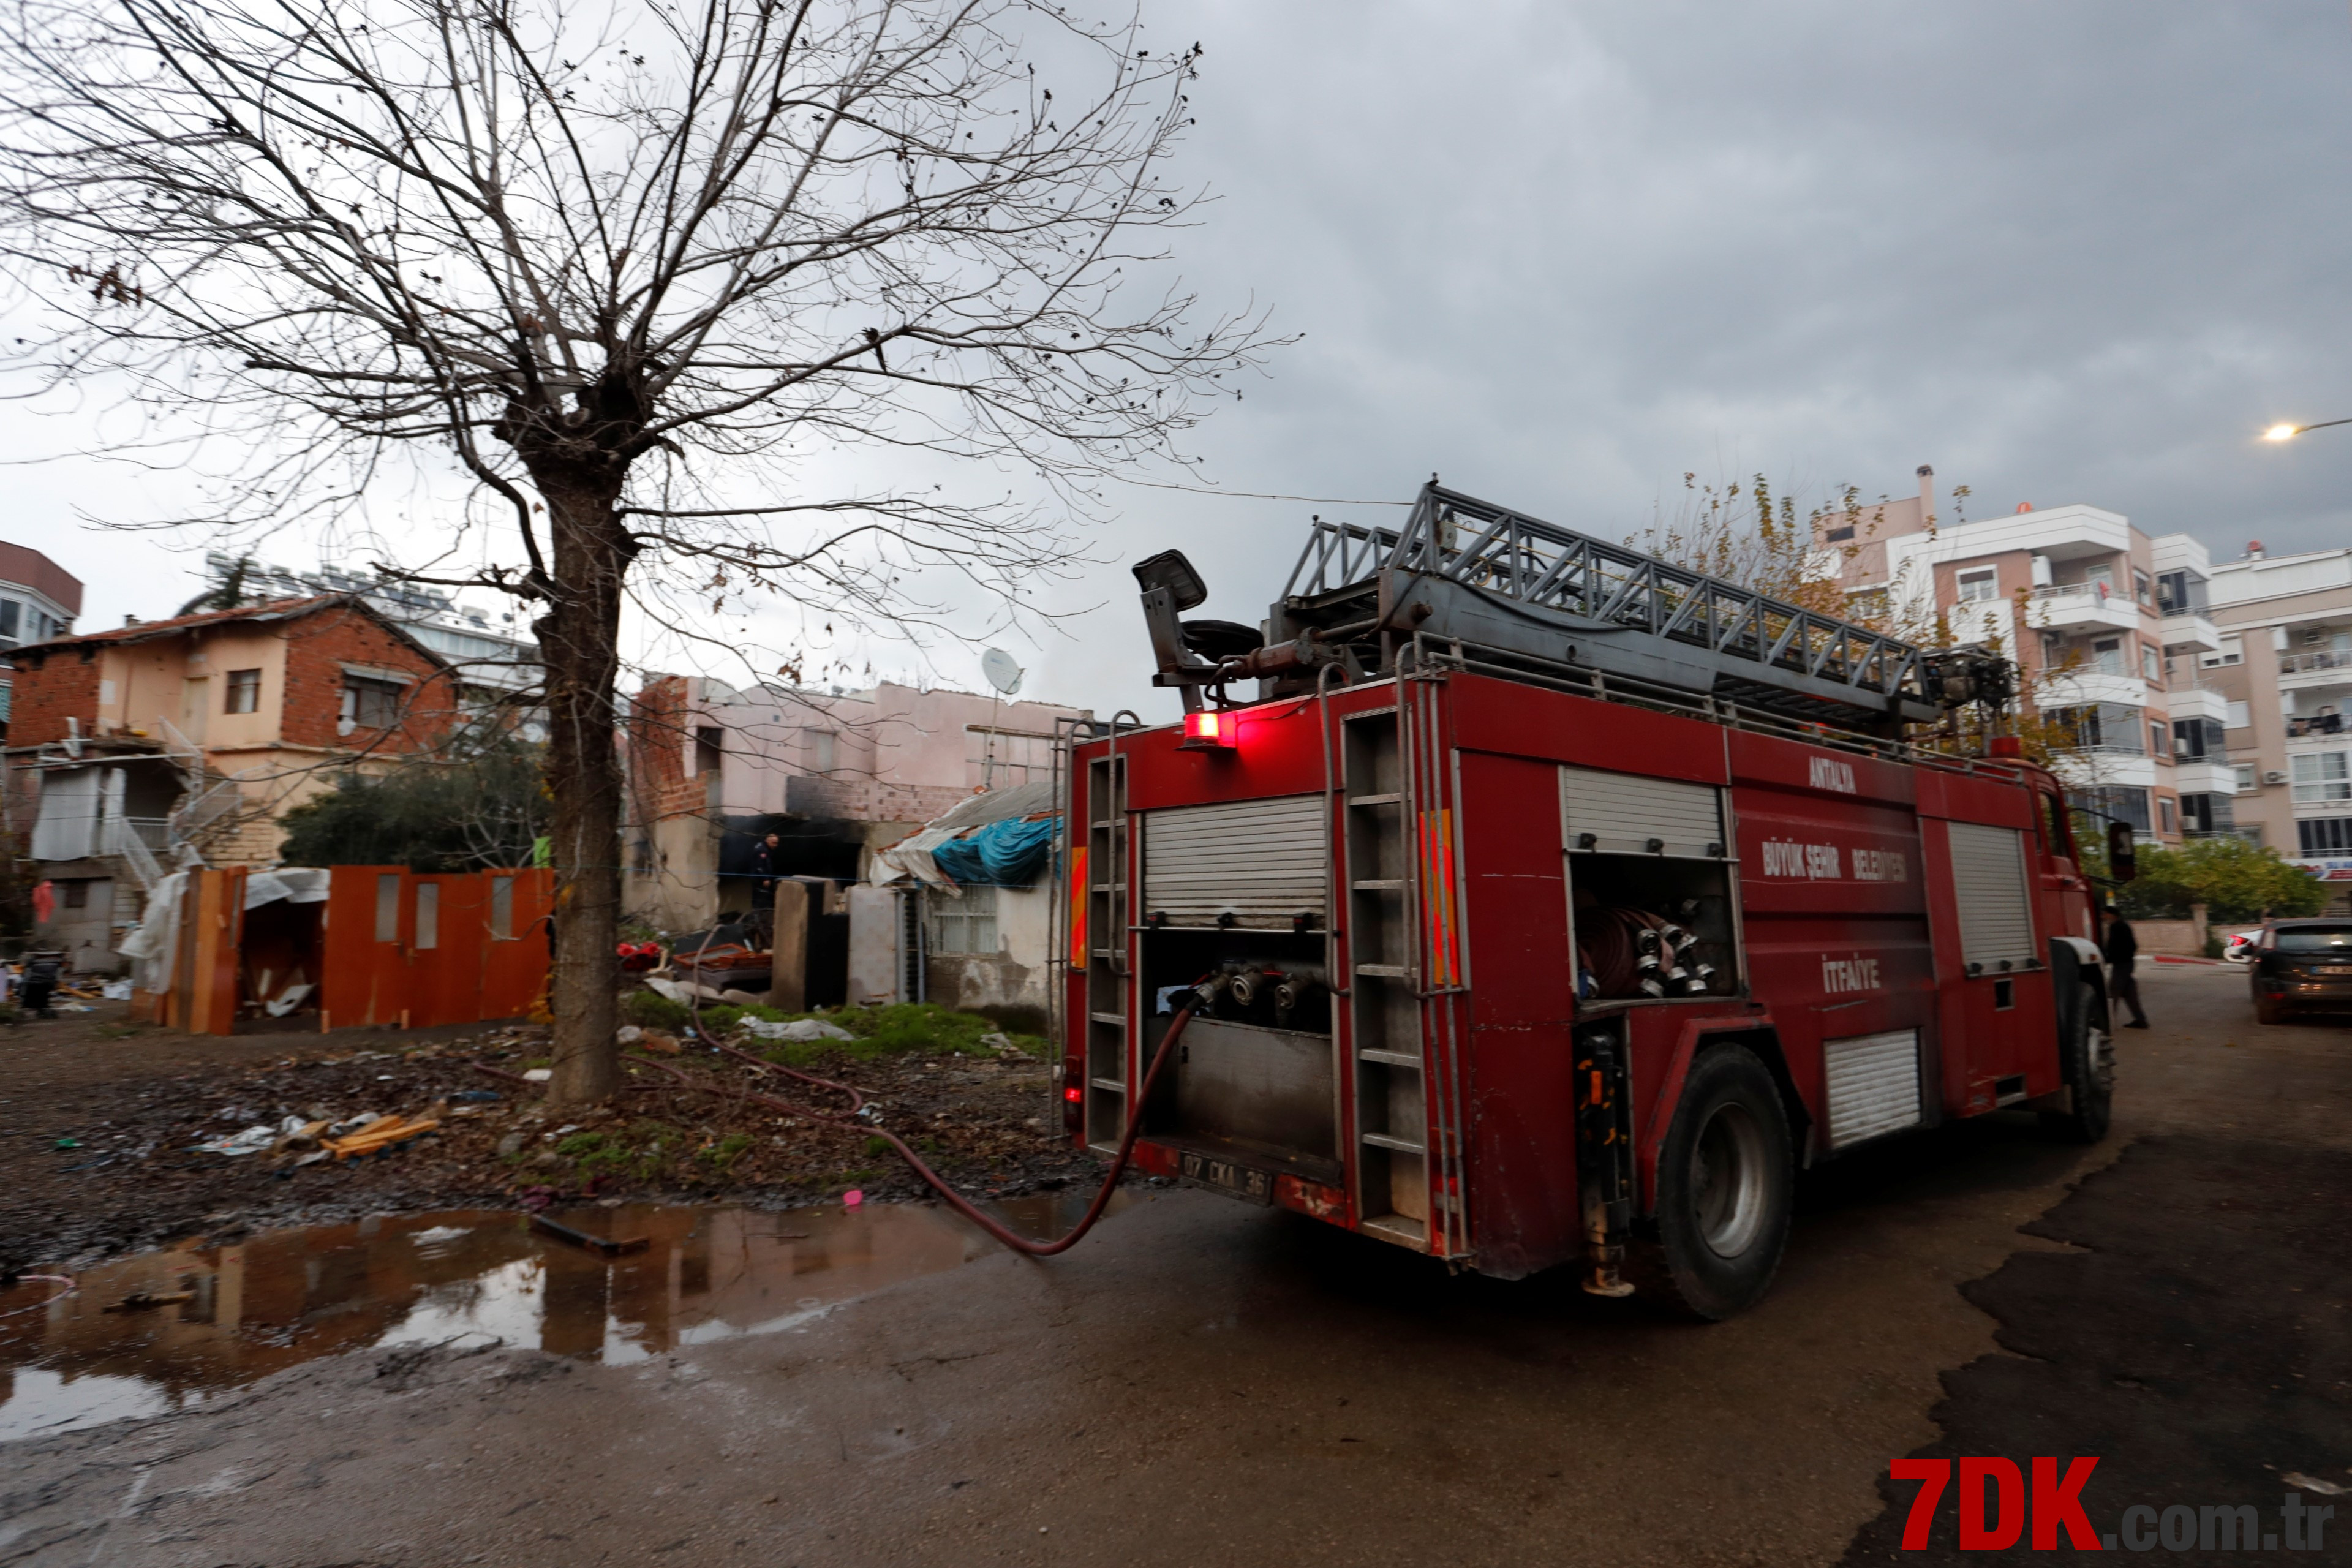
[0,1003,1106,1275]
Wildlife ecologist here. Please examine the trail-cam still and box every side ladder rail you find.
[1341,704,1431,1250]
[1082,752,1130,1153]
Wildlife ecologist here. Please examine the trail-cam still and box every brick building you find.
[624,675,1087,933]
[5,596,458,968]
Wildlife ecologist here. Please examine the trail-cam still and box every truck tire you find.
[2046,979,2113,1145]
[2255,995,2289,1026]
[1642,1044,1794,1321]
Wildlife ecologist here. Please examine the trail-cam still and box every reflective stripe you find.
[1419,807,1461,988]
[1066,842,1088,970]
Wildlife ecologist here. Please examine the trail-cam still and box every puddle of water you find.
[0,1189,1129,1444]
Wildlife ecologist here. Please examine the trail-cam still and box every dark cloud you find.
[1028,2,2352,713]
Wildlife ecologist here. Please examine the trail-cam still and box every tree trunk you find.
[533,467,632,1106]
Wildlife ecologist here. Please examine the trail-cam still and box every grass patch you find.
[862,1134,894,1157]
[624,990,690,1030]
[701,1131,754,1170]
[559,1120,683,1182]
[751,1002,1047,1067]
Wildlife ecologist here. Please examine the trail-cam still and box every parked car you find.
[2246,920,2352,1023]
[2222,927,2266,964]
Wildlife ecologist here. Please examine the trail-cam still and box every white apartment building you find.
[1822,469,2225,842]
[2204,543,2352,904]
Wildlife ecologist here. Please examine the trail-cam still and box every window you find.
[2069,786,2152,834]
[2158,797,2177,835]
[2156,570,2208,616]
[2134,569,2152,606]
[2149,721,2168,758]
[415,881,439,949]
[224,669,261,713]
[2297,818,2352,856]
[61,880,88,910]
[1956,567,1998,603]
[967,726,1056,788]
[2290,752,2351,804]
[0,598,17,641]
[2181,793,2235,835]
[927,883,999,956]
[2172,718,2225,760]
[1823,524,1855,543]
[375,873,400,941]
[2141,643,2162,684]
[2226,700,2251,730]
[2234,763,2258,793]
[2090,637,2124,674]
[490,876,514,940]
[693,725,725,775]
[2043,793,2075,859]
[2203,636,2243,669]
[341,675,404,731]
[810,731,837,774]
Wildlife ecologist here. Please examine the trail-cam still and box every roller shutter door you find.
[1142,795,1328,929]
[1560,765,1724,858]
[1823,1029,1921,1148]
[1945,821,2037,969]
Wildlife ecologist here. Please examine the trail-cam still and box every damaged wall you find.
[922,881,1052,1032]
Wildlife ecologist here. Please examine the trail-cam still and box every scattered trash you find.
[192,1125,282,1157]
[99,979,134,1001]
[636,1031,682,1055]
[264,981,314,1018]
[320,1115,439,1162]
[451,1090,502,1104]
[522,1068,552,1082]
[616,1025,644,1046]
[843,1188,864,1208]
[530,1213,649,1256]
[102,1289,195,1314]
[720,988,767,1007]
[52,1138,82,1152]
[2282,1472,2348,1497]
[742,1017,854,1043]
[495,1132,527,1158]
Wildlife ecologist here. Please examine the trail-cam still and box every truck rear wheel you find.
[1642,1044,1794,1321]
[2046,979,2113,1145]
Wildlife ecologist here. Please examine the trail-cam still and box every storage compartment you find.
[1567,853,1740,1001]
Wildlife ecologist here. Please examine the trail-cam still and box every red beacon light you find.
[1180,709,1239,750]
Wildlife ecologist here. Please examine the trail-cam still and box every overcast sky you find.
[7,1,2351,722]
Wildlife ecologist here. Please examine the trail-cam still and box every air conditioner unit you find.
[2264,770,2288,786]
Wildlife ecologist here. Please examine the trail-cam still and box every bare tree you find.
[0,0,1278,1102]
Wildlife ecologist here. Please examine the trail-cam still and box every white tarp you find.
[117,869,187,995]
[244,867,332,910]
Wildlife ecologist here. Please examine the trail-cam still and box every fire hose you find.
[483,997,1202,1260]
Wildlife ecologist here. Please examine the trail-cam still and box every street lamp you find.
[2264,418,2352,441]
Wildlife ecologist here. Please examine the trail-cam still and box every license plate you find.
[1180,1152,1273,1205]
[2319,966,2352,976]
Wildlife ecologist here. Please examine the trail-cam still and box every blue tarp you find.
[930,814,1058,888]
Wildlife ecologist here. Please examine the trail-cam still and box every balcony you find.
[2024,581,2143,635]
[2038,668,2147,709]
[2163,684,2230,724]
[2286,719,2350,746]
[2048,748,2159,790]
[2157,608,2221,654]
[2171,760,2239,796]
[2279,649,2352,690]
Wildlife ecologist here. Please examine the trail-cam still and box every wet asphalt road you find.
[4,962,2346,1567]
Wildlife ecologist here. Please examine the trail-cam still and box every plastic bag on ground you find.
[741,1017,854,1042]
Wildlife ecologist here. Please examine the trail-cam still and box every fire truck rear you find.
[1057,481,2114,1319]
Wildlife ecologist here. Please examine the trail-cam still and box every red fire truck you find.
[1056,481,2116,1319]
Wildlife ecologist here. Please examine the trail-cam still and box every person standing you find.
[750,831,782,912]
[2102,905,2149,1029]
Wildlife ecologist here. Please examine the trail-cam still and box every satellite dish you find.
[981,647,1024,696]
